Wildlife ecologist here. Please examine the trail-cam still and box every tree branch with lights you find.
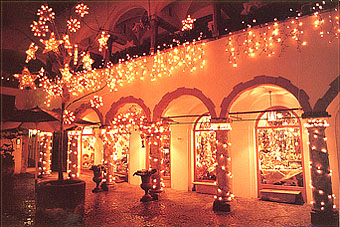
[14,3,110,181]
[13,3,205,182]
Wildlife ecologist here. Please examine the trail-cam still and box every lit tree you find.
[14,3,109,181]
[13,3,205,182]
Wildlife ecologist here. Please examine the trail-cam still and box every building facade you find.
[1,1,339,216]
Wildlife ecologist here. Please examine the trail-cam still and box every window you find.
[194,115,217,182]
[256,108,304,188]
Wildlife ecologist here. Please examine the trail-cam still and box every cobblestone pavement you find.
[2,173,315,226]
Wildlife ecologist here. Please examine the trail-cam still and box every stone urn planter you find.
[133,169,159,202]
[36,179,86,220]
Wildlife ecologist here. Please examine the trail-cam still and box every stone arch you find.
[74,103,104,125]
[219,75,312,118]
[314,76,340,113]
[153,87,217,121]
[105,96,151,125]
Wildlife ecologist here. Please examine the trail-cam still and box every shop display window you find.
[256,109,304,188]
[81,135,95,169]
[112,134,129,177]
[160,133,171,178]
[194,115,217,182]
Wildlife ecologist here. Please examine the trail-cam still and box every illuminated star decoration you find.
[25,42,38,63]
[13,67,39,90]
[63,110,75,125]
[31,20,49,37]
[60,64,73,82]
[98,31,110,52]
[37,4,55,22]
[182,15,196,31]
[75,3,89,17]
[39,67,45,77]
[90,96,103,109]
[67,17,81,32]
[82,52,94,71]
[40,32,63,54]
[63,34,73,56]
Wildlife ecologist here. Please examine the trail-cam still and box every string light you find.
[304,119,329,128]
[75,3,89,17]
[305,117,336,213]
[40,32,63,54]
[98,31,110,52]
[38,132,53,176]
[60,64,73,82]
[67,131,81,178]
[225,10,339,67]
[13,67,39,90]
[82,52,94,71]
[182,15,196,31]
[37,4,55,22]
[90,95,103,109]
[25,43,38,63]
[67,17,81,32]
[64,110,75,124]
[30,20,49,37]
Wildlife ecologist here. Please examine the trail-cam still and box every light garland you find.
[60,64,73,82]
[182,15,196,31]
[99,106,170,189]
[305,118,336,213]
[25,42,38,63]
[98,31,110,52]
[15,2,206,106]
[75,3,89,18]
[304,119,330,128]
[63,110,76,125]
[40,32,63,54]
[226,9,338,67]
[90,95,103,109]
[67,17,81,33]
[13,67,39,90]
[38,132,53,176]
[82,52,94,71]
[37,4,55,22]
[67,130,81,179]
[31,20,49,37]
[226,17,307,66]
[313,8,339,41]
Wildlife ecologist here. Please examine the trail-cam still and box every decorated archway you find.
[105,96,151,125]
[220,75,312,118]
[153,87,217,121]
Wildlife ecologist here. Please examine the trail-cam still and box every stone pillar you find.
[213,120,233,212]
[148,135,162,191]
[67,131,80,179]
[305,118,339,225]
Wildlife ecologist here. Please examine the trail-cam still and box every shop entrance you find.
[255,107,306,203]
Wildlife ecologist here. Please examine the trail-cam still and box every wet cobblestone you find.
[1,173,314,226]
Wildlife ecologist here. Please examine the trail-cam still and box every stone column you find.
[305,118,339,225]
[148,135,162,191]
[67,131,80,179]
[213,120,233,212]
